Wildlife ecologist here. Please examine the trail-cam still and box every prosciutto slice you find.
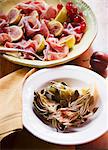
[5,39,37,59]
[16,1,48,15]
[16,3,36,14]
[40,6,57,20]
[0,13,8,22]
[5,39,35,49]
[0,19,7,28]
[23,17,41,37]
[0,16,8,33]
[39,20,49,38]
[23,47,35,60]
[44,45,69,60]
[0,33,11,45]
[5,41,22,49]
[18,15,28,28]
[43,40,69,60]
[47,38,66,52]
[63,23,83,42]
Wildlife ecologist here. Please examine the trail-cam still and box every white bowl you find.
[22,65,108,145]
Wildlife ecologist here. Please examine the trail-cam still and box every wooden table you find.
[0,0,108,149]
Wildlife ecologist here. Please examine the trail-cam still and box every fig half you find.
[8,25,23,42]
[8,8,22,24]
[33,34,45,53]
[48,20,63,37]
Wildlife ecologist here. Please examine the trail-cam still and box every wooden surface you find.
[0,0,108,149]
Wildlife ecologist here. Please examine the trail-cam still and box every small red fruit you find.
[74,26,82,34]
[74,16,81,23]
[66,1,73,10]
[73,6,77,13]
[57,3,63,11]
[79,12,83,17]
[80,22,86,32]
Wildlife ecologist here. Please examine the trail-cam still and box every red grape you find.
[66,1,73,10]
[70,13,76,20]
[65,1,86,35]
[66,17,71,23]
[78,12,83,17]
[74,26,82,34]
[74,16,81,23]
[67,1,73,5]
[73,6,77,13]
[57,3,63,11]
[67,10,73,16]
[80,22,86,32]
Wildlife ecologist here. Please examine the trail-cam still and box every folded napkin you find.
[0,67,37,141]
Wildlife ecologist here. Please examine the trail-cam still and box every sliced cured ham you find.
[16,2,36,14]
[5,41,21,49]
[23,47,36,60]
[40,6,57,20]
[23,17,41,37]
[47,38,66,52]
[30,10,39,20]
[16,1,48,15]
[0,13,8,22]
[30,1,48,15]
[5,39,35,49]
[63,23,83,42]
[0,19,7,28]
[5,39,36,60]
[43,41,69,60]
[18,16,28,28]
[40,20,49,38]
[44,45,69,60]
[0,33,11,45]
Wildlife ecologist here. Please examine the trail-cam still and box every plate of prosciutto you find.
[0,0,97,67]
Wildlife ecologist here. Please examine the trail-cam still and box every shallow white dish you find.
[0,0,97,68]
[22,65,108,145]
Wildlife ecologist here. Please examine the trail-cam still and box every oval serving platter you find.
[0,0,97,68]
